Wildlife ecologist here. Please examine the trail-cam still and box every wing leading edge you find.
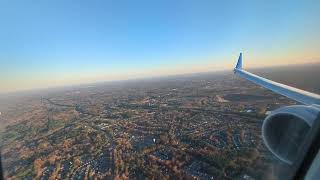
[233,53,320,105]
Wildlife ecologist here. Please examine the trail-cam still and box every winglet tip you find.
[235,52,243,70]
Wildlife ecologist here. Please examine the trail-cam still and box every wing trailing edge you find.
[233,53,320,105]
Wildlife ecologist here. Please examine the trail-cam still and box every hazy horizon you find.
[1,62,319,96]
[1,0,320,93]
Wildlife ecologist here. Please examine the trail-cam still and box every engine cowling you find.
[262,105,320,164]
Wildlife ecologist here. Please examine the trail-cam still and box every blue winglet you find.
[235,53,242,70]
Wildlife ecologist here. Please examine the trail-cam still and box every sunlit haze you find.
[1,0,320,93]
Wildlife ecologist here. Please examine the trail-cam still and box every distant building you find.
[242,174,254,180]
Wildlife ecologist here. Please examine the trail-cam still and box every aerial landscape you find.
[1,0,320,179]
[1,64,319,179]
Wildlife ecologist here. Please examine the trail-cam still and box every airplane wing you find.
[233,53,320,105]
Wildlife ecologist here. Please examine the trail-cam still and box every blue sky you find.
[0,0,319,92]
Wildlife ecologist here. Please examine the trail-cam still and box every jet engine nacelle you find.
[262,105,320,164]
